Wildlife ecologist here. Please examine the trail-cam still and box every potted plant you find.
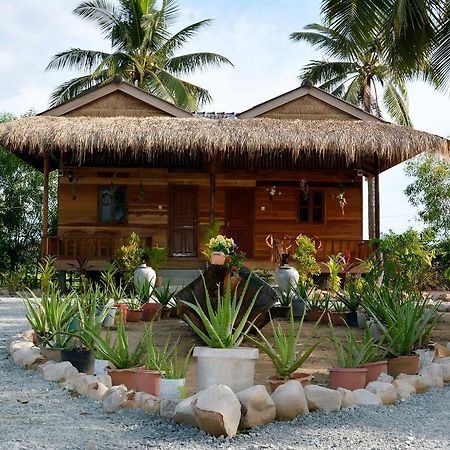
[247,304,322,393]
[272,284,296,319]
[87,314,148,390]
[159,345,193,401]
[337,278,364,328]
[22,286,78,361]
[125,295,143,322]
[205,234,235,265]
[146,246,167,287]
[292,234,321,288]
[328,324,385,390]
[138,281,161,322]
[134,327,173,396]
[360,283,440,377]
[182,274,260,392]
[153,283,178,319]
[302,288,329,322]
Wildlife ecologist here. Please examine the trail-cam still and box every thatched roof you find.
[0,116,448,173]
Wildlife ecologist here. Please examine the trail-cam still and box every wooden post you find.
[42,149,50,257]
[209,155,217,223]
[374,155,381,239]
[367,176,376,240]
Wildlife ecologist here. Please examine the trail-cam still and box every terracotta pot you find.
[107,368,137,391]
[160,306,172,320]
[141,303,162,321]
[361,360,388,384]
[305,308,325,322]
[134,368,161,396]
[126,308,142,322]
[267,371,314,393]
[325,311,346,326]
[328,367,368,390]
[387,355,419,378]
[211,251,226,265]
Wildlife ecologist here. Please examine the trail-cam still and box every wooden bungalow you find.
[0,78,448,273]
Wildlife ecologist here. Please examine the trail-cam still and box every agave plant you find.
[181,274,260,349]
[246,304,322,379]
[154,283,178,307]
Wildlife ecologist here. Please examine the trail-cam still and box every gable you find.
[63,91,172,118]
[258,94,356,120]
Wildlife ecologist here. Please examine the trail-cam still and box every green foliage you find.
[405,156,450,240]
[337,279,363,313]
[201,220,223,257]
[135,281,154,306]
[146,246,167,274]
[247,304,322,379]
[0,112,57,271]
[254,269,275,285]
[22,287,78,348]
[292,235,321,285]
[359,282,440,357]
[373,229,435,290]
[326,253,342,294]
[153,282,178,307]
[144,328,174,371]
[159,345,193,379]
[87,313,147,369]
[38,256,57,296]
[329,324,386,369]
[100,262,118,297]
[1,267,30,293]
[278,285,297,307]
[46,0,232,110]
[116,232,146,289]
[181,274,259,349]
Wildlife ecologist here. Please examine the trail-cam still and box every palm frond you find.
[383,82,413,127]
[166,52,232,75]
[46,48,110,72]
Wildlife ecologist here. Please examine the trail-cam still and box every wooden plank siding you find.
[55,165,363,268]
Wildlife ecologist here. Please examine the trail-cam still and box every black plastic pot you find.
[345,311,359,328]
[61,349,95,374]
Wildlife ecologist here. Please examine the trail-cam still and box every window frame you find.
[98,185,128,224]
[297,189,326,225]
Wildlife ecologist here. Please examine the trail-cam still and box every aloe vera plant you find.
[181,273,260,349]
[159,345,193,379]
[86,314,147,369]
[246,304,322,379]
[329,323,386,368]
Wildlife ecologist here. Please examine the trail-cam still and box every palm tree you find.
[46,0,232,110]
[290,23,412,126]
[320,0,450,89]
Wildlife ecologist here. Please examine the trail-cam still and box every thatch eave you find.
[0,116,448,173]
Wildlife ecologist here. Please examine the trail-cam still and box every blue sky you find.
[1,0,450,236]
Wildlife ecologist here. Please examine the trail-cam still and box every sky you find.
[1,0,450,236]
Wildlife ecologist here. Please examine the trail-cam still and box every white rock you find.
[304,385,342,412]
[271,380,309,420]
[352,389,382,406]
[103,385,129,412]
[160,399,179,419]
[392,380,416,401]
[377,373,394,383]
[433,358,450,381]
[396,374,431,393]
[174,394,200,426]
[86,382,110,401]
[97,374,113,389]
[419,364,444,388]
[9,339,35,354]
[365,381,397,404]
[12,348,45,368]
[134,392,160,413]
[61,373,86,390]
[237,385,276,429]
[193,384,241,437]
[37,361,78,381]
[415,349,436,369]
[337,387,354,408]
[75,375,97,395]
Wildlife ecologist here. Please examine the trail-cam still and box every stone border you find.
[7,330,450,438]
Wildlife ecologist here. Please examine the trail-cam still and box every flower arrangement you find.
[206,234,246,271]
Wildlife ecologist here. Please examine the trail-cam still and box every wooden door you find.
[226,189,254,257]
[169,186,198,257]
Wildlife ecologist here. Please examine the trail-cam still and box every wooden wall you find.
[58,166,363,261]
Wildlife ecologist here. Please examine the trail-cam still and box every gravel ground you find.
[1,296,449,450]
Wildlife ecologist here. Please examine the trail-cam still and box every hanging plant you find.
[337,184,347,215]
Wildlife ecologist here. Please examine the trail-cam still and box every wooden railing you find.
[315,239,372,263]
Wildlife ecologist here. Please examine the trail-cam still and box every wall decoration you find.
[337,183,347,215]
[300,178,309,199]
[266,185,281,200]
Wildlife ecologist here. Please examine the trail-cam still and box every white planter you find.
[102,306,117,328]
[160,378,186,400]
[133,263,156,291]
[193,347,259,392]
[276,265,299,294]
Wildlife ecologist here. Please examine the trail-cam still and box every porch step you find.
[159,269,201,289]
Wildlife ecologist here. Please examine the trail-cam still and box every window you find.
[99,186,127,223]
[298,191,324,224]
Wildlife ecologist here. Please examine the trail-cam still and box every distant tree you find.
[405,155,450,240]
[46,0,232,110]
[0,113,57,271]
